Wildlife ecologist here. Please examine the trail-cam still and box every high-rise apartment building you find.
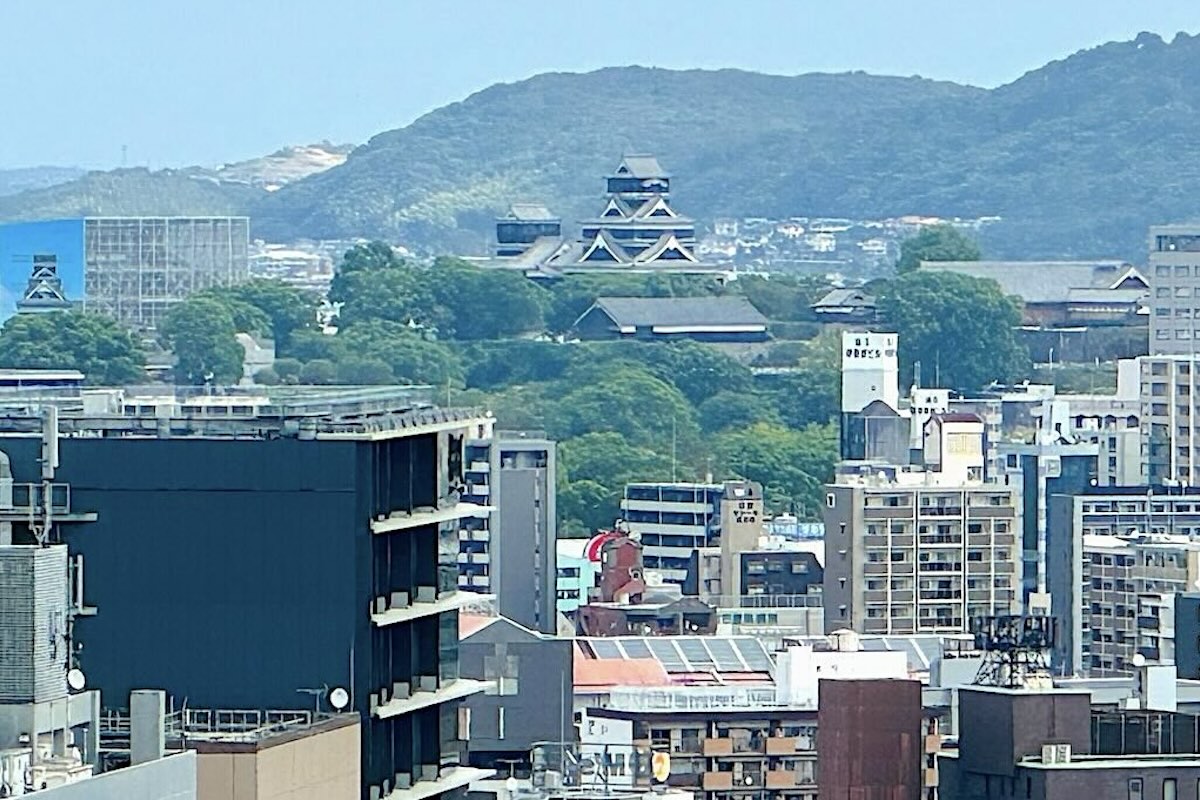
[460,432,558,634]
[0,387,495,800]
[1139,353,1200,485]
[0,216,250,328]
[1148,225,1200,354]
[822,471,1020,635]
[1048,486,1200,677]
[621,481,763,590]
[1079,534,1200,677]
[621,482,724,585]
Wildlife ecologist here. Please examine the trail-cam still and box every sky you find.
[1,0,1197,170]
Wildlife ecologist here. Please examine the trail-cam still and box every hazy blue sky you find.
[1,0,1196,169]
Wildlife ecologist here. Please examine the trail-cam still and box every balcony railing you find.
[608,686,784,712]
[711,594,822,609]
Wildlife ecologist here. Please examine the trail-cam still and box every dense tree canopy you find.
[332,320,463,385]
[161,297,245,385]
[896,224,982,274]
[0,312,146,385]
[202,279,319,347]
[545,365,700,452]
[877,271,1028,392]
[332,247,547,339]
[558,432,675,534]
[711,422,838,517]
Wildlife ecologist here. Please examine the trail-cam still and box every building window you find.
[1164,778,1176,800]
[1128,777,1143,800]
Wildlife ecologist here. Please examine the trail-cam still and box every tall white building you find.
[840,331,899,414]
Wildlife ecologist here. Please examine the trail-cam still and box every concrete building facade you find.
[1148,225,1200,355]
[0,388,495,800]
[622,482,724,585]
[1048,488,1200,676]
[461,432,558,633]
[822,469,1021,635]
[1140,354,1200,485]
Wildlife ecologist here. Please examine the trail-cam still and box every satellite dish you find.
[329,686,350,711]
[1131,653,1147,668]
[651,752,671,783]
[67,669,86,692]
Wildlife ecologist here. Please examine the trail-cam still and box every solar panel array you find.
[780,634,945,672]
[581,636,774,674]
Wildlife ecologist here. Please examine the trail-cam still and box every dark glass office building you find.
[0,388,495,800]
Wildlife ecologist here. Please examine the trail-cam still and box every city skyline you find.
[0,0,1198,169]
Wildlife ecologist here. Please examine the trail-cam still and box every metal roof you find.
[586,296,768,329]
[812,288,876,308]
[577,636,775,674]
[917,260,1144,305]
[613,155,669,179]
[503,203,558,222]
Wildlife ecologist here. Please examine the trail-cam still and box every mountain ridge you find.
[5,33,1200,259]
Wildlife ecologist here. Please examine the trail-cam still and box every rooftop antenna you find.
[913,360,922,392]
[121,144,128,168]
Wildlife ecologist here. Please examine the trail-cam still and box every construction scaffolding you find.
[82,217,250,329]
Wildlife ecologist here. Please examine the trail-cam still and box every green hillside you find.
[7,31,1200,260]
[0,168,262,221]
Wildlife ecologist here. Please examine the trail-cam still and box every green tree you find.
[299,359,338,385]
[204,279,318,349]
[0,312,146,385]
[896,224,981,274]
[736,274,827,321]
[334,266,439,331]
[286,330,338,362]
[558,432,675,535]
[712,421,837,518]
[331,241,406,292]
[336,357,395,385]
[558,480,618,538]
[160,297,244,385]
[332,320,463,385]
[429,257,547,340]
[547,366,699,452]
[254,367,280,385]
[696,390,782,433]
[273,357,303,383]
[878,270,1028,392]
[751,331,841,428]
[639,341,753,406]
[219,298,272,338]
[462,340,574,390]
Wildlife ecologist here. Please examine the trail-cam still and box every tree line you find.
[0,224,1030,534]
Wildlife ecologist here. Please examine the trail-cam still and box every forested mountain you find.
[0,166,84,197]
[7,31,1200,259]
